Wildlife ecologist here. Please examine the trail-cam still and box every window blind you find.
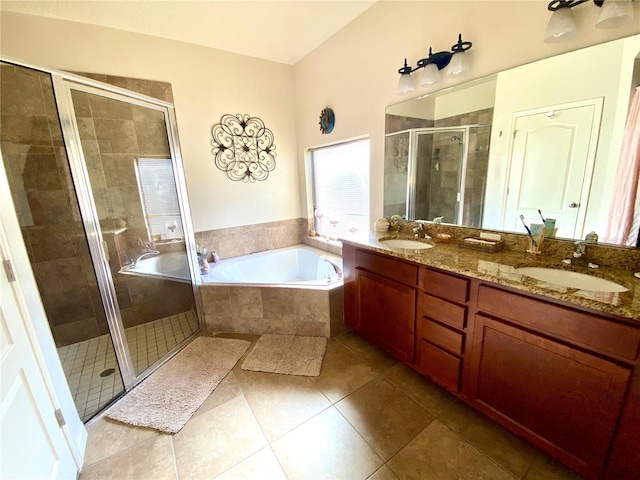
[310,138,370,237]
[135,158,183,239]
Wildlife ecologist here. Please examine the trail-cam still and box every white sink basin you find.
[514,267,628,293]
[380,238,433,250]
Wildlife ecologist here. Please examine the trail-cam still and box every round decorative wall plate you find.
[319,107,335,134]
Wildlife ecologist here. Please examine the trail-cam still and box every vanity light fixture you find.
[396,34,473,95]
[544,0,635,43]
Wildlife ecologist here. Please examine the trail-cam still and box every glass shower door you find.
[0,62,126,421]
[61,84,200,378]
[414,129,465,224]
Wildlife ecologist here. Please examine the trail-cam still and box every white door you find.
[503,100,602,239]
[0,225,79,480]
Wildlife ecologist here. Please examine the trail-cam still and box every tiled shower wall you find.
[0,64,109,347]
[1,66,193,347]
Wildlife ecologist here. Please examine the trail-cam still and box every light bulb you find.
[544,7,576,43]
[447,52,467,77]
[596,0,634,29]
[397,72,415,95]
[421,63,441,85]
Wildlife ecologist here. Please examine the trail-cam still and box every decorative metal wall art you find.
[210,113,277,182]
[319,107,335,134]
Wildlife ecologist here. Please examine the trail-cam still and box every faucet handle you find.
[585,231,598,244]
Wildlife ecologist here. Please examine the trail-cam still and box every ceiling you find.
[0,0,377,65]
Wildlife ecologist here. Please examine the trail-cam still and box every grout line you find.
[169,433,180,480]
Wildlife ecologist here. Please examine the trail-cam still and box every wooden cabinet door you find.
[472,314,631,480]
[356,268,416,363]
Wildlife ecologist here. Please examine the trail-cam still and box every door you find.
[0,221,80,479]
[356,268,416,363]
[503,100,602,239]
[54,81,200,382]
[0,62,127,422]
[472,314,630,479]
[413,129,466,224]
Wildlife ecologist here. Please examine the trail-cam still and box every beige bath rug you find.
[107,336,250,434]
[241,334,327,377]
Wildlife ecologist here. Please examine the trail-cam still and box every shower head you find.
[451,135,463,144]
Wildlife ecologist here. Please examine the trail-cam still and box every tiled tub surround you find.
[195,218,309,261]
[196,220,346,338]
[199,246,345,338]
[344,223,640,319]
[200,282,345,338]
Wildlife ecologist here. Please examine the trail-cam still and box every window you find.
[134,158,183,240]
[310,138,370,238]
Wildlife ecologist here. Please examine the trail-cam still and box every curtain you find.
[604,86,640,245]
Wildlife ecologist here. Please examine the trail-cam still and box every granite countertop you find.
[341,231,640,322]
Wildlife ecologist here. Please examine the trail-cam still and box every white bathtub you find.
[119,251,192,283]
[201,245,343,287]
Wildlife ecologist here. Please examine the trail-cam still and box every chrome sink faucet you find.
[572,241,588,267]
[569,231,599,268]
[412,220,431,239]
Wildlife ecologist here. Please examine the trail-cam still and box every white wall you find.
[293,1,640,229]
[0,11,300,233]
[433,77,496,120]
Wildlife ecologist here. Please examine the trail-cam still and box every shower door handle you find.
[101,240,110,262]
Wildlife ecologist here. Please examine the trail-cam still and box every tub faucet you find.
[321,257,343,280]
[132,250,160,267]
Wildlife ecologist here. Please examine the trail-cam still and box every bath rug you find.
[241,334,327,377]
[107,336,250,434]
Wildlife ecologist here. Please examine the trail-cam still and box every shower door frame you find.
[1,56,203,394]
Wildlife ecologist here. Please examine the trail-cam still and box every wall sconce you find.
[544,0,635,43]
[397,34,473,95]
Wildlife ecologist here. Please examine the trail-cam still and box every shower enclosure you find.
[0,60,202,422]
[384,125,491,227]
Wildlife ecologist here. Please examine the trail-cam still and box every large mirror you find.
[384,34,640,246]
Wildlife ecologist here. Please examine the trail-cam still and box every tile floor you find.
[58,310,199,421]
[79,330,586,480]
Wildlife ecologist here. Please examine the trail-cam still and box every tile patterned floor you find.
[79,330,586,480]
[58,311,199,421]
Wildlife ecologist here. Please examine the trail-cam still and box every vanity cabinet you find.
[471,313,630,478]
[344,245,418,363]
[415,268,470,393]
[468,284,640,480]
[342,242,640,480]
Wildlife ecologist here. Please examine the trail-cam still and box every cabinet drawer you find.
[477,284,640,361]
[419,318,464,355]
[420,293,466,330]
[416,340,461,393]
[355,249,418,286]
[422,268,469,303]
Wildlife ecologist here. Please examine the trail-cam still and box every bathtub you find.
[119,251,192,283]
[202,245,343,287]
[199,245,345,338]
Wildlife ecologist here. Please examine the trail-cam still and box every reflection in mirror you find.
[384,34,640,246]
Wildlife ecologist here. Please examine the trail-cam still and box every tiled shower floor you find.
[57,310,199,421]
